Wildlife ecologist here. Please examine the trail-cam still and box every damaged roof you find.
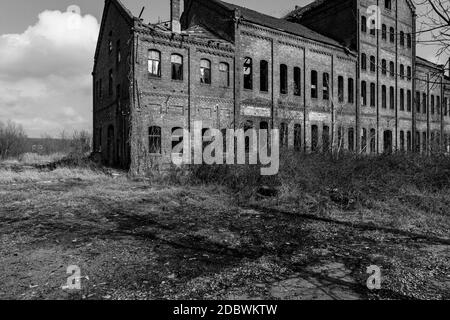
[214,0,350,50]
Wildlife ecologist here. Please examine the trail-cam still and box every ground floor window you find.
[149,126,162,154]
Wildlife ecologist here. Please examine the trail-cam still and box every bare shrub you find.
[0,120,27,160]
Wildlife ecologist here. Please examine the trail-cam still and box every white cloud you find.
[0,10,99,137]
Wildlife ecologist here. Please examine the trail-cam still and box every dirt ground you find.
[0,166,449,300]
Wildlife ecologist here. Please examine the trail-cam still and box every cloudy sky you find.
[0,0,446,137]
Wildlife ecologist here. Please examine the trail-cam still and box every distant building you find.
[92,0,450,173]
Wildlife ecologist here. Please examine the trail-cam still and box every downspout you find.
[412,11,417,153]
[427,72,430,155]
[395,1,399,151]
[356,6,362,153]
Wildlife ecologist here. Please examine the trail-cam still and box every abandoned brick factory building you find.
[92,0,450,173]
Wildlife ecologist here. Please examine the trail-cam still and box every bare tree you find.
[415,0,450,59]
[0,120,27,159]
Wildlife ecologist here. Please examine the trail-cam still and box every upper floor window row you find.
[147,50,230,87]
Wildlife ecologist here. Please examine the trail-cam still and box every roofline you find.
[93,0,135,72]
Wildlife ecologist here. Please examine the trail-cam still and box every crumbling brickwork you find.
[93,0,450,173]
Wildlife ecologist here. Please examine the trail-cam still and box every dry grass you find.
[0,154,448,300]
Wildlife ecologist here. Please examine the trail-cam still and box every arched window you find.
[431,95,435,114]
[361,81,367,106]
[243,57,253,89]
[382,59,387,75]
[149,126,162,154]
[389,61,395,77]
[407,90,412,112]
[280,64,288,94]
[370,56,376,72]
[348,128,355,152]
[361,16,367,33]
[382,24,387,40]
[400,89,405,111]
[219,62,230,87]
[294,67,301,96]
[400,131,405,152]
[311,70,318,98]
[385,0,392,10]
[323,72,330,100]
[200,59,211,84]
[260,60,269,92]
[390,27,395,43]
[362,128,367,152]
[361,53,367,70]
[423,93,427,114]
[370,129,376,153]
[382,85,387,109]
[407,34,412,48]
[384,130,393,154]
[407,66,412,80]
[400,31,405,46]
[338,76,344,103]
[370,83,376,107]
[348,78,354,104]
[148,50,161,77]
[390,86,395,109]
[400,64,405,79]
[171,54,183,80]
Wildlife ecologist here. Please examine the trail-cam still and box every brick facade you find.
[93,0,450,173]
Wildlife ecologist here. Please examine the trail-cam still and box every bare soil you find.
[0,166,448,300]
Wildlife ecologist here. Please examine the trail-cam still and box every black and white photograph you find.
[0,0,449,308]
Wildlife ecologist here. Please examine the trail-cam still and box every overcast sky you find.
[0,0,446,137]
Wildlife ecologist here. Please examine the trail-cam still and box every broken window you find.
[370,56,376,72]
[407,90,412,112]
[361,53,367,70]
[280,64,288,94]
[370,82,376,107]
[200,59,211,84]
[149,126,162,154]
[361,81,367,106]
[390,86,395,109]
[171,54,183,81]
[243,57,253,90]
[348,78,354,104]
[382,85,387,109]
[294,67,301,96]
[338,76,344,103]
[348,128,355,151]
[400,89,405,111]
[361,16,367,33]
[323,73,330,100]
[148,50,161,77]
[382,59,387,75]
[311,70,318,98]
[260,60,269,92]
[219,62,230,87]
